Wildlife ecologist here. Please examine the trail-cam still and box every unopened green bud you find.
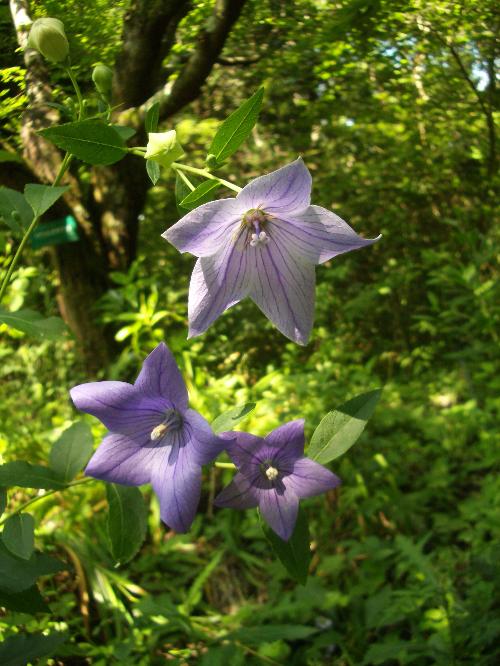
[92,64,113,99]
[144,131,184,169]
[27,18,69,63]
[205,153,219,170]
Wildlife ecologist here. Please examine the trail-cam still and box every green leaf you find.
[180,180,221,210]
[0,308,68,340]
[0,187,33,234]
[146,159,161,185]
[106,484,147,565]
[212,403,256,434]
[261,506,312,584]
[145,101,160,133]
[112,125,136,141]
[2,513,35,560]
[0,632,67,666]
[0,585,48,613]
[227,624,317,645]
[208,87,264,165]
[0,488,6,517]
[175,172,191,215]
[0,461,67,490]
[49,422,93,482]
[39,119,127,165]
[0,540,64,593]
[24,184,68,218]
[308,389,382,464]
[0,150,23,164]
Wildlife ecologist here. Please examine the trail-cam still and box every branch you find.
[123,0,248,125]
[113,0,192,108]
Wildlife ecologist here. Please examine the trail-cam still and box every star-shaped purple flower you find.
[163,158,380,344]
[214,420,341,541]
[70,342,226,533]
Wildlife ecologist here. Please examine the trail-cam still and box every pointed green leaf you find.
[308,389,382,464]
[0,584,48,614]
[39,119,127,165]
[0,632,67,666]
[0,461,66,490]
[112,125,136,141]
[24,184,68,218]
[0,187,33,234]
[0,540,64,593]
[208,87,264,165]
[49,422,93,482]
[261,506,312,585]
[106,484,147,565]
[175,172,191,215]
[2,513,35,560]
[180,180,221,210]
[212,403,256,434]
[145,101,160,133]
[0,307,68,340]
[146,159,161,185]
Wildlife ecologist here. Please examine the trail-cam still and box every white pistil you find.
[265,466,279,481]
[250,231,270,247]
[150,423,168,441]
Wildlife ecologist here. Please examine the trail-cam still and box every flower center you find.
[242,208,271,248]
[265,466,279,481]
[150,408,183,441]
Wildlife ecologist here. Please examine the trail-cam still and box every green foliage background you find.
[0,0,499,663]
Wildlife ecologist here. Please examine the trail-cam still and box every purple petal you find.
[237,158,312,214]
[188,239,251,338]
[259,487,299,541]
[265,420,305,464]
[70,381,163,434]
[273,205,381,265]
[214,472,260,509]
[225,432,265,469]
[150,434,202,533]
[134,342,188,409]
[162,198,243,257]
[183,409,226,465]
[285,457,341,498]
[248,238,315,344]
[85,432,156,485]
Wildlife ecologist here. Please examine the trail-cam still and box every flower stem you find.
[174,167,196,192]
[214,462,237,470]
[0,153,72,305]
[0,477,94,527]
[65,65,84,120]
[172,163,242,193]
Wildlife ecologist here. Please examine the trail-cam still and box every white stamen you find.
[265,466,279,481]
[250,230,270,247]
[150,423,168,441]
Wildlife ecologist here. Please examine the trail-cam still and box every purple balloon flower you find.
[163,158,380,344]
[214,420,341,541]
[70,342,226,533]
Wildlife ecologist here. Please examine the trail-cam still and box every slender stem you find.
[172,163,242,193]
[214,462,237,470]
[0,153,72,304]
[65,66,84,120]
[0,477,94,527]
[174,167,196,192]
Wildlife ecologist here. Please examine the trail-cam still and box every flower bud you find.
[144,131,184,169]
[205,153,219,170]
[27,18,69,63]
[92,64,113,99]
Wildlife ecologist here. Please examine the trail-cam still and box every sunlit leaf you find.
[49,422,93,482]
[308,389,382,464]
[24,184,68,218]
[0,308,68,340]
[212,403,256,434]
[39,120,127,165]
[180,180,221,210]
